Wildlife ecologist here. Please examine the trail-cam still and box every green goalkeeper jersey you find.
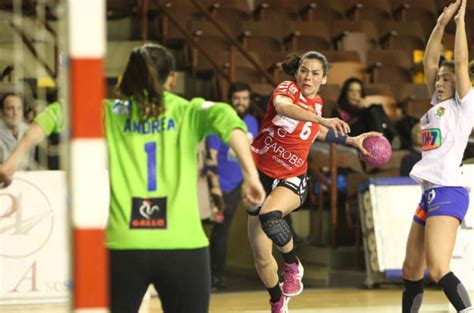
[103,92,246,250]
[34,101,63,135]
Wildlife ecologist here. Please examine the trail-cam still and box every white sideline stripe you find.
[69,0,105,57]
[71,139,109,228]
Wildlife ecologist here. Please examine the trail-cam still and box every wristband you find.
[325,129,348,145]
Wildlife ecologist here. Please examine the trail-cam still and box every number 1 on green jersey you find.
[144,142,157,191]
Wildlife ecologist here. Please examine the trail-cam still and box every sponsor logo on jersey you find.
[123,117,176,134]
[130,197,167,229]
[422,128,441,151]
[435,106,446,118]
[251,128,305,169]
[277,128,287,138]
[272,115,298,133]
[112,100,130,115]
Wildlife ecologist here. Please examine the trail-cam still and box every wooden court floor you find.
[2,288,472,312]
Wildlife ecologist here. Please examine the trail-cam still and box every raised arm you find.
[0,123,47,187]
[454,0,471,98]
[424,0,461,95]
[274,94,350,135]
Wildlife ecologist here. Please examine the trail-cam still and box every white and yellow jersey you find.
[410,88,474,186]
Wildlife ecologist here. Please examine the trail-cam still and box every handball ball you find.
[361,135,392,166]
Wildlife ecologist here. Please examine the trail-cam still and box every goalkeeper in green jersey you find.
[0,43,265,313]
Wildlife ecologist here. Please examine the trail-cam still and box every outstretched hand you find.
[242,175,266,209]
[349,132,383,156]
[0,166,13,189]
[454,0,466,23]
[438,0,461,26]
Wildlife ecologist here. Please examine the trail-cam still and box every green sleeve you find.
[189,97,247,144]
[34,101,63,136]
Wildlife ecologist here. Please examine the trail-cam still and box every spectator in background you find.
[206,82,260,291]
[400,122,423,176]
[333,77,400,148]
[332,77,369,136]
[0,93,34,170]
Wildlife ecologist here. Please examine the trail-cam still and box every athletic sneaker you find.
[282,257,304,296]
[270,295,290,313]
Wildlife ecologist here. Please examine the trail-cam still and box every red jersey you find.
[251,81,323,179]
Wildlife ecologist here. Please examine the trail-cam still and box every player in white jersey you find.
[402,1,474,312]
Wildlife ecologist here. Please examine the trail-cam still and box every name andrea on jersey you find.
[123,117,176,134]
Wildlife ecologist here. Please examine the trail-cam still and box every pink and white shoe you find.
[270,295,290,313]
[281,257,304,297]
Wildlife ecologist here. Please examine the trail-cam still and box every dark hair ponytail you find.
[281,53,301,76]
[281,51,330,77]
[118,43,175,119]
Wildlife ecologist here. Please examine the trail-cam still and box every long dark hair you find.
[337,77,366,114]
[118,43,175,119]
[281,51,330,77]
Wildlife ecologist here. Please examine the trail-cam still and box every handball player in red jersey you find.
[247,51,380,313]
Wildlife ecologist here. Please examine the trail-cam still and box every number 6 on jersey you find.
[299,121,312,140]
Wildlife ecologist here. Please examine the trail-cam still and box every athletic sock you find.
[402,278,424,313]
[438,272,472,311]
[267,282,282,303]
[282,248,298,265]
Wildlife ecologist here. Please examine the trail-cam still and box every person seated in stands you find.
[0,92,35,170]
[332,78,369,136]
[332,77,400,149]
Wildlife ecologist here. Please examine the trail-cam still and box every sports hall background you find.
[0,0,473,312]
